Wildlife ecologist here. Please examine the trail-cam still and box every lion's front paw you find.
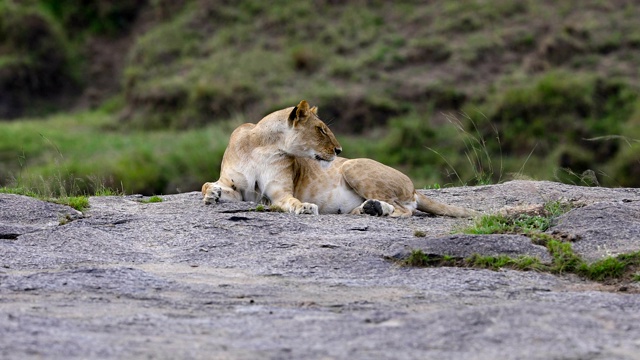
[202,183,222,205]
[292,202,319,215]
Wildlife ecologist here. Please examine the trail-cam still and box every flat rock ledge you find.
[387,234,553,263]
[1,180,640,359]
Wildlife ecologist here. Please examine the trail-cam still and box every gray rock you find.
[550,201,640,262]
[1,181,640,359]
[387,234,552,263]
[0,194,82,239]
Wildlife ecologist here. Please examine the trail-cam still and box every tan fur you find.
[202,100,477,218]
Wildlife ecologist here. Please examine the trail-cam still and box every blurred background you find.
[1,0,639,196]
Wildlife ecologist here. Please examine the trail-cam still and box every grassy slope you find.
[0,110,231,195]
[1,0,640,194]
[115,0,640,187]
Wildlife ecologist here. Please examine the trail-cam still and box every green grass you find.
[1,186,89,211]
[461,212,551,235]
[51,196,89,211]
[465,253,544,271]
[461,200,574,235]
[140,195,163,204]
[249,204,286,212]
[457,202,585,275]
[577,257,626,281]
[0,186,39,198]
[0,110,232,195]
[405,245,640,283]
[578,251,640,282]
[408,202,640,283]
[405,250,544,272]
[546,239,583,274]
[405,250,457,267]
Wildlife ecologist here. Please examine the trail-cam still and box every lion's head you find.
[285,100,342,162]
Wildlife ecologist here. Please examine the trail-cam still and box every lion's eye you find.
[317,126,327,135]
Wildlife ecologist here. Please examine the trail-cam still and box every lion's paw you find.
[292,202,319,215]
[203,183,222,205]
[361,199,394,216]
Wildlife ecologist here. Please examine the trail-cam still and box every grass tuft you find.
[1,187,89,211]
[462,200,575,235]
[577,257,626,281]
[577,251,640,282]
[465,253,544,271]
[51,196,89,212]
[406,243,640,284]
[0,187,39,198]
[405,250,544,272]
[546,239,582,274]
[140,195,163,204]
[405,250,458,267]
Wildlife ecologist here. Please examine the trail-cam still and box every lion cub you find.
[202,100,477,217]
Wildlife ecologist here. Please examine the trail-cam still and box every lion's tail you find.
[415,192,479,218]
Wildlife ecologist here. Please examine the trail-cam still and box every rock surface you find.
[1,181,640,359]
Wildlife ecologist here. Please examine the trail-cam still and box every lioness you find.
[202,100,477,217]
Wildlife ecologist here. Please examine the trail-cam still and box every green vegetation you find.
[0,186,38,199]
[140,195,163,203]
[2,1,640,193]
[51,196,89,212]
[1,186,89,211]
[546,241,640,282]
[404,201,640,283]
[461,201,574,235]
[249,204,285,212]
[39,0,142,37]
[0,1,78,118]
[405,245,640,283]
[0,110,231,195]
[406,250,545,271]
[405,250,456,267]
[466,253,545,271]
[58,213,73,225]
[546,239,583,274]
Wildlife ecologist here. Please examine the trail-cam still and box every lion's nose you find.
[335,147,342,155]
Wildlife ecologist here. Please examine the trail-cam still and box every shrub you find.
[0,2,76,118]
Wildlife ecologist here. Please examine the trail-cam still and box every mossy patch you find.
[140,195,163,204]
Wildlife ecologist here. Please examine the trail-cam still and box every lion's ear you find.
[296,100,310,119]
[289,100,311,127]
[288,106,298,126]
[310,106,318,114]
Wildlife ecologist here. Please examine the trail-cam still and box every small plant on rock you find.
[140,195,163,203]
[413,230,427,237]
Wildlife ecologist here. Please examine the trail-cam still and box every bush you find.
[469,71,639,186]
[39,0,145,37]
[0,2,77,118]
